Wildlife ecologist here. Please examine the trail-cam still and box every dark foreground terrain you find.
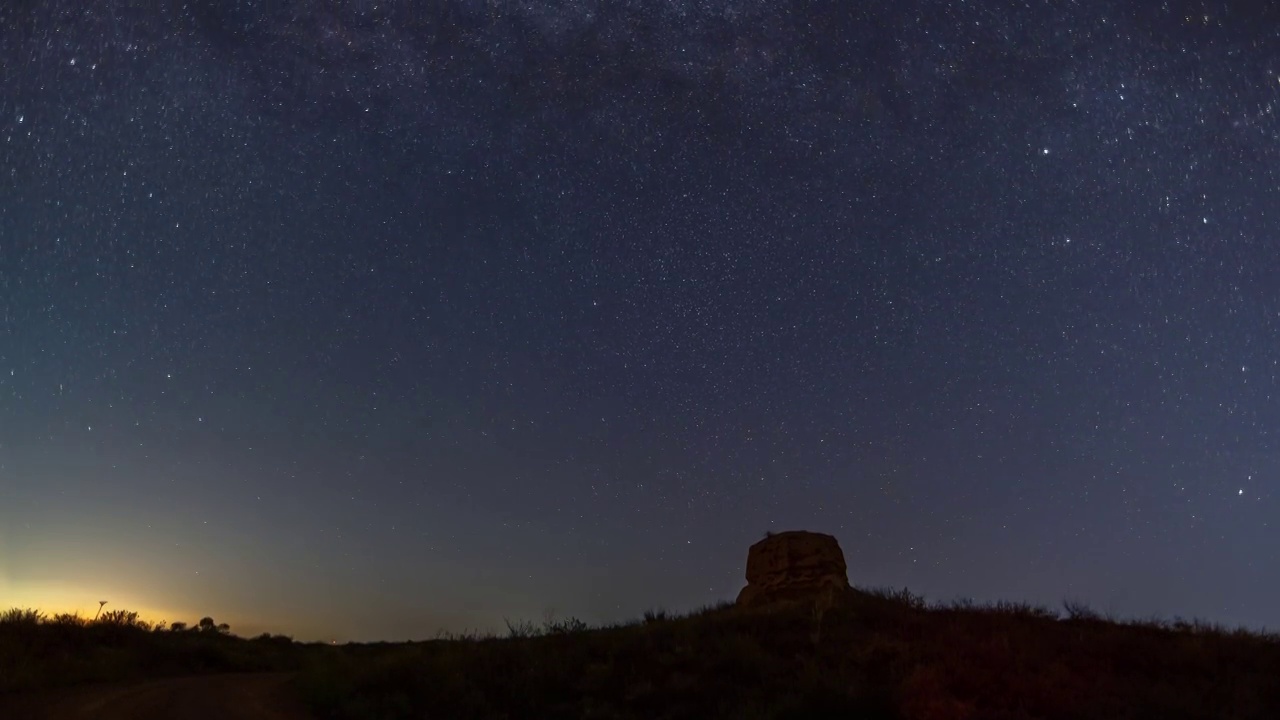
[0,673,305,720]
[4,588,1280,719]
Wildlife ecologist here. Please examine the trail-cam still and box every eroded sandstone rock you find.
[735,530,851,608]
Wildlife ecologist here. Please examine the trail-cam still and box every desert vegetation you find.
[0,607,302,694]
[291,589,1280,719]
[4,589,1280,719]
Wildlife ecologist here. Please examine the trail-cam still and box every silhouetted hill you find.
[296,588,1280,719]
[5,589,1280,719]
[0,608,305,694]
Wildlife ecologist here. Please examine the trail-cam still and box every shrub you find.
[642,608,669,624]
[543,616,589,635]
[503,618,539,639]
[98,609,147,629]
[1,608,45,624]
[1062,599,1102,621]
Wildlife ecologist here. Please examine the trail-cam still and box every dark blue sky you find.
[2,0,1279,640]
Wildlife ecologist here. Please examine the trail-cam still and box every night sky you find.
[3,1,1279,642]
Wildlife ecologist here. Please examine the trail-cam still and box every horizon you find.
[3,1,1277,641]
[6,538,1279,643]
[8,580,1280,645]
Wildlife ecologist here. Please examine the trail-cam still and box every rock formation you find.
[735,530,851,608]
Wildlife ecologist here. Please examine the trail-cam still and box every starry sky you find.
[2,0,1279,642]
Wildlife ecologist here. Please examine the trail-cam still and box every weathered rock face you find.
[735,530,851,608]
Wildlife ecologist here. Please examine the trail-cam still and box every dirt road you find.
[0,673,310,720]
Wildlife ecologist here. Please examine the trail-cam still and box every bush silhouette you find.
[0,607,299,694]
[195,617,230,634]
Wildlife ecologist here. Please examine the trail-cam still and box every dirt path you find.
[0,673,310,720]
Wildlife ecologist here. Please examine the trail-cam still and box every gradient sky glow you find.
[3,1,1280,641]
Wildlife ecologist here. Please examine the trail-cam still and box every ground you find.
[0,673,308,720]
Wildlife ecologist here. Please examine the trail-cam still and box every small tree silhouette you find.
[94,600,108,621]
[197,616,231,634]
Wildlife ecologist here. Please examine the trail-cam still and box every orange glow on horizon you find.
[0,579,186,625]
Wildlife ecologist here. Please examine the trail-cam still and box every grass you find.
[0,608,307,694]
[5,589,1280,719]
[294,589,1280,720]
